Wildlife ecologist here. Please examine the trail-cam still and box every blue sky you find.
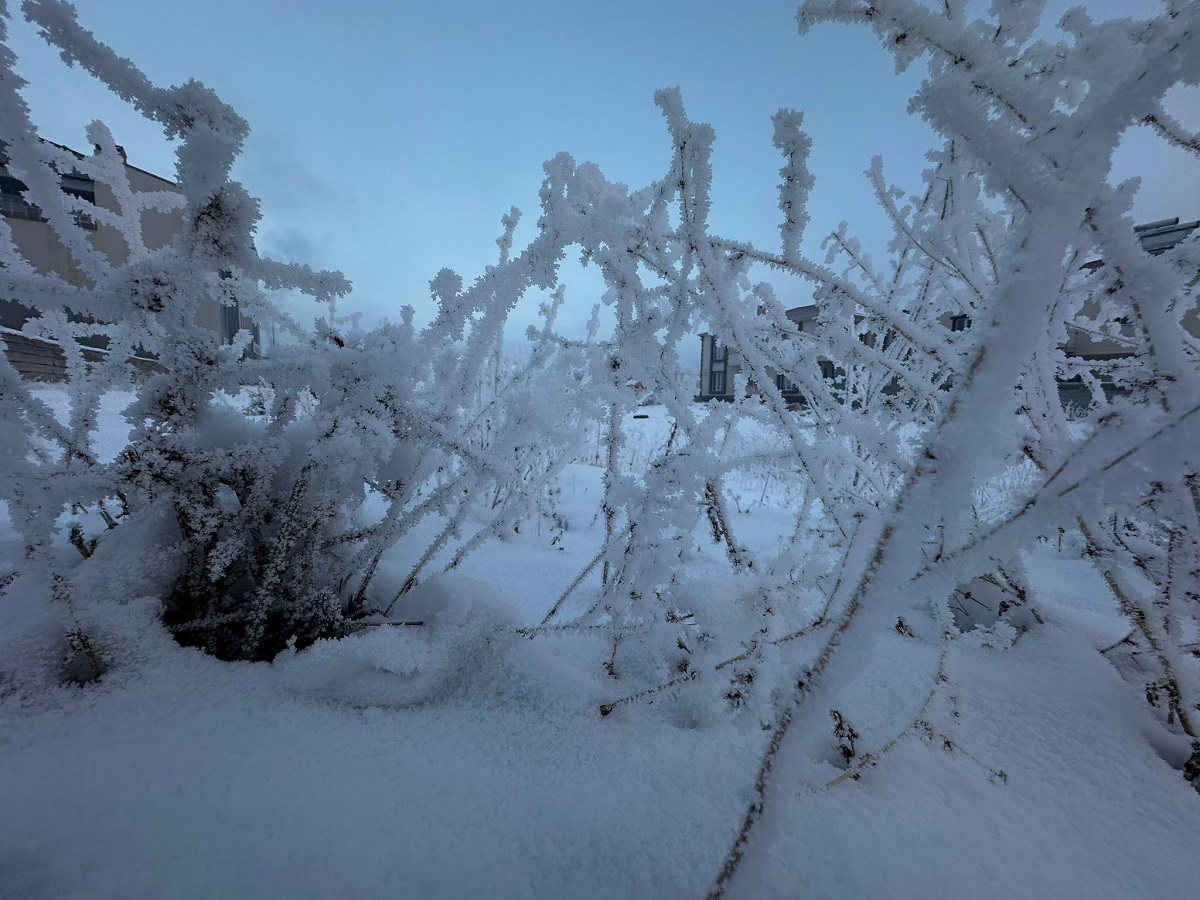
[5,0,1197,345]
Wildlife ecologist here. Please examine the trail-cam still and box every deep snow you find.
[1,399,1198,899]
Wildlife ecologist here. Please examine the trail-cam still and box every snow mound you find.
[273,575,515,709]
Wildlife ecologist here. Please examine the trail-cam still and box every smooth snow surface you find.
[2,407,1198,899]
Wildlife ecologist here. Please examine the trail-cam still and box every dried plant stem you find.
[539,524,632,627]
[1099,630,1137,655]
[599,612,834,715]
[52,573,103,683]
[383,501,471,616]
[705,590,868,899]
[705,481,750,568]
[1079,516,1196,738]
[705,703,796,900]
[824,651,999,788]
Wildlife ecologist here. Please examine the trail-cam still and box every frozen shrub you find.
[0,2,576,661]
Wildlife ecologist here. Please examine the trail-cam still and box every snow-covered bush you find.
[0,1,579,662]
[351,5,1198,797]
[696,0,1200,889]
[0,0,365,660]
[350,0,1195,888]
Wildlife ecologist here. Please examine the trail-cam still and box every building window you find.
[712,339,727,362]
[0,171,97,230]
[0,174,42,222]
[61,173,97,231]
[710,370,726,394]
[221,302,241,344]
[60,173,95,204]
[776,373,797,392]
[950,314,971,332]
[818,360,836,379]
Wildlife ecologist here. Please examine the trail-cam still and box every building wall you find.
[698,305,821,403]
[697,222,1197,408]
[1,155,182,287]
[1056,219,1198,404]
[697,334,741,401]
[1,145,255,379]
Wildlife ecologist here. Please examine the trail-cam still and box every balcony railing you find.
[0,191,97,230]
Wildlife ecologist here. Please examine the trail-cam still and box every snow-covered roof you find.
[1134,216,1199,255]
[784,304,819,324]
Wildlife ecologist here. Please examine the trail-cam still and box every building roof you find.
[1076,215,1198,270]
[1134,217,1199,255]
[0,137,176,189]
[785,305,819,324]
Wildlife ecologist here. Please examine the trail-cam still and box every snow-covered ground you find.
[1,397,1198,899]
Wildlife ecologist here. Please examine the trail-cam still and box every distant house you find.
[698,217,1199,408]
[697,304,823,403]
[1057,216,1199,406]
[0,140,257,380]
